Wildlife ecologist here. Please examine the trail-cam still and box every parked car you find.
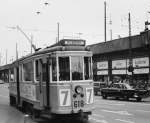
[0,80,4,84]
[101,83,150,102]
[94,82,107,95]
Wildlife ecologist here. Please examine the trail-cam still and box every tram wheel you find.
[102,94,107,99]
[136,97,142,102]
[32,109,41,119]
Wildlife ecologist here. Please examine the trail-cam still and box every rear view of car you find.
[94,82,107,95]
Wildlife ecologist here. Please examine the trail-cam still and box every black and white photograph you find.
[0,0,150,123]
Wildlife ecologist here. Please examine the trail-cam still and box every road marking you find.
[116,119,135,123]
[136,110,150,113]
[101,109,132,115]
[95,99,125,106]
[94,99,100,103]
[118,101,150,106]
[101,103,125,106]
[89,117,108,123]
[92,113,105,118]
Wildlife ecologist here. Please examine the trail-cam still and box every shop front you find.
[112,59,128,84]
[94,61,109,84]
[131,57,150,89]
[111,57,150,89]
[90,30,150,90]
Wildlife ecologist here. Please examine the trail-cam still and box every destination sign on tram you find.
[60,39,85,46]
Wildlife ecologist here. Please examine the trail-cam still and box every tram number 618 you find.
[74,100,84,108]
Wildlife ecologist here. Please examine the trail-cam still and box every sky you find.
[0,0,150,65]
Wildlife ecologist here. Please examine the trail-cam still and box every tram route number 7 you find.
[59,89,71,106]
[86,88,94,104]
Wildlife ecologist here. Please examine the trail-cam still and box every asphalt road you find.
[90,96,150,123]
[0,83,150,123]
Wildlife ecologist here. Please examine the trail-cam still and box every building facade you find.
[90,30,150,89]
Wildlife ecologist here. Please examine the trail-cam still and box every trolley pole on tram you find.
[57,22,60,43]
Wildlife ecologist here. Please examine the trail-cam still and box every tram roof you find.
[0,64,11,71]
[11,39,90,63]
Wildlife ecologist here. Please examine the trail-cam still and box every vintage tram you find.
[8,39,94,121]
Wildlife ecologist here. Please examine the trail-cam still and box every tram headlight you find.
[75,86,83,94]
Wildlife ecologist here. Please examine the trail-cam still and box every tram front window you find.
[52,57,57,81]
[72,56,83,80]
[84,57,92,80]
[59,57,70,81]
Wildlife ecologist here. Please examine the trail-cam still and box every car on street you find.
[94,82,107,95]
[0,80,4,84]
[101,83,150,102]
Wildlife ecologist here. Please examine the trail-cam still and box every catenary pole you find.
[104,1,107,42]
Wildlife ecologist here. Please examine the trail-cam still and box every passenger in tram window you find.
[10,74,14,81]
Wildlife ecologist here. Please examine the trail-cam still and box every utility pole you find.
[128,12,134,84]
[6,50,7,65]
[128,12,132,65]
[30,35,33,53]
[104,1,107,42]
[0,53,1,66]
[16,43,18,60]
[109,14,112,40]
[57,22,60,43]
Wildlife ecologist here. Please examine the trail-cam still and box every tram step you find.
[40,114,52,120]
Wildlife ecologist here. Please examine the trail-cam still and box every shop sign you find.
[97,70,108,75]
[133,68,149,74]
[112,70,126,75]
[112,60,126,69]
[97,61,108,69]
[133,57,149,67]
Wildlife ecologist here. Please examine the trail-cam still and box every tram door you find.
[38,59,44,107]
[38,58,50,108]
[16,67,20,106]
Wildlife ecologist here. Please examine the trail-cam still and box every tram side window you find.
[35,60,40,81]
[72,56,83,80]
[52,57,57,81]
[35,60,46,82]
[10,68,14,82]
[84,57,92,80]
[23,61,33,82]
[59,57,70,81]
[42,63,46,82]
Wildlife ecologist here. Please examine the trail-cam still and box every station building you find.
[0,64,10,83]
[89,30,150,88]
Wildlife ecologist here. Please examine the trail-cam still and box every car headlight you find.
[75,86,83,94]
[134,93,138,97]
